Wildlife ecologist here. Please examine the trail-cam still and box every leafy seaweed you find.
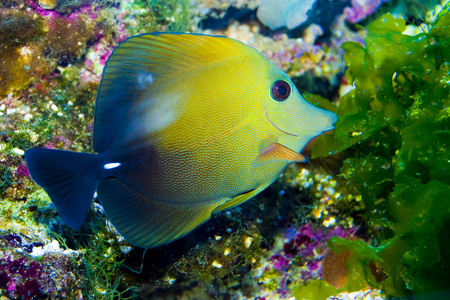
[295,3,450,299]
[293,237,385,300]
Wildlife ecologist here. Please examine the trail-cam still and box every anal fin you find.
[97,178,222,248]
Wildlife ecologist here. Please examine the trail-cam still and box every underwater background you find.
[1,0,449,299]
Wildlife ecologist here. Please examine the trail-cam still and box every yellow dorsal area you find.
[94,33,266,153]
[154,52,270,148]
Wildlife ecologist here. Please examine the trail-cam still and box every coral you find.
[256,225,355,297]
[0,235,84,299]
[0,9,46,97]
[0,2,108,97]
[298,2,450,298]
[1,0,193,98]
[344,0,390,23]
[257,0,317,30]
[0,257,43,300]
[289,165,364,229]
[262,33,344,86]
[128,211,265,299]
[192,0,259,24]
[1,233,23,248]
[0,206,136,299]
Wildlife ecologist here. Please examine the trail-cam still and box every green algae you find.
[294,3,450,299]
[293,237,385,300]
[122,0,194,36]
[0,164,14,197]
[75,217,137,299]
[49,204,138,299]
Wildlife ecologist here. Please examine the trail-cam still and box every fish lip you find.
[263,106,299,137]
[323,125,335,133]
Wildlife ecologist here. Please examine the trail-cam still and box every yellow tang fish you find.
[25,33,337,248]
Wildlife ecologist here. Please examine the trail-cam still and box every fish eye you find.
[271,80,291,101]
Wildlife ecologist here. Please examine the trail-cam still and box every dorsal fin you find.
[93,33,254,153]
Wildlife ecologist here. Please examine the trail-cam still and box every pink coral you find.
[15,165,30,177]
[0,256,43,299]
[271,254,290,271]
[344,0,389,23]
[267,224,356,295]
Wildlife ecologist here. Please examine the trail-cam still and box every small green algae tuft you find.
[295,2,450,299]
[121,0,195,36]
[70,206,138,299]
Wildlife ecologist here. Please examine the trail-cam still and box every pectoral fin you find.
[252,142,307,167]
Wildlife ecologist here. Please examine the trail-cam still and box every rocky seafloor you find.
[1,0,450,299]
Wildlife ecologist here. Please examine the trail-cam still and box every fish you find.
[25,33,337,248]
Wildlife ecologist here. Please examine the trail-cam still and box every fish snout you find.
[324,110,338,132]
[298,104,338,139]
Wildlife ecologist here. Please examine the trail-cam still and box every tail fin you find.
[25,148,102,230]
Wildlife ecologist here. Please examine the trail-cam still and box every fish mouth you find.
[263,106,298,137]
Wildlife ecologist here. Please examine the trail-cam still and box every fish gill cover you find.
[294,2,450,299]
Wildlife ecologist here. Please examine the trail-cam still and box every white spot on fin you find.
[104,162,121,170]
[137,71,154,90]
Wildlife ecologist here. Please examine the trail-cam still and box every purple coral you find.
[26,0,94,19]
[9,257,27,275]
[282,225,352,259]
[16,164,30,177]
[25,262,43,278]
[271,254,290,271]
[18,280,42,300]
[99,51,113,66]
[1,233,22,247]
[268,225,355,294]
[0,256,43,299]
[344,0,390,23]
[0,270,10,287]
[283,224,322,257]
